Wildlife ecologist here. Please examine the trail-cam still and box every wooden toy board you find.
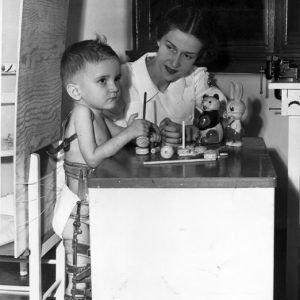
[143,144,228,165]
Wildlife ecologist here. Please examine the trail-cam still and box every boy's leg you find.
[62,201,91,299]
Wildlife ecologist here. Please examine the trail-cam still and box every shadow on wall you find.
[243,98,263,137]
[61,1,85,120]
[61,89,74,122]
[269,149,288,228]
[66,0,85,46]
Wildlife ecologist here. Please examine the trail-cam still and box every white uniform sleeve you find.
[194,67,210,100]
[193,67,227,111]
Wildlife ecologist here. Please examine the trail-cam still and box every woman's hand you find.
[186,125,201,142]
[159,118,182,146]
[149,123,162,144]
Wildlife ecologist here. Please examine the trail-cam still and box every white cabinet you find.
[88,137,276,300]
[90,188,275,300]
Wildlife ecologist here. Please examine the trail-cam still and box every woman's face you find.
[156,29,203,83]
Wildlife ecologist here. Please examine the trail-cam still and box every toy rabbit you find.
[223,82,246,147]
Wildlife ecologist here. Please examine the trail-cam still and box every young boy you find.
[53,36,153,299]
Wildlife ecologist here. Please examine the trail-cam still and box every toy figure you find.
[223,82,246,147]
[194,93,224,144]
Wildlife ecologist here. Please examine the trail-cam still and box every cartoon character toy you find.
[223,82,246,147]
[194,92,224,144]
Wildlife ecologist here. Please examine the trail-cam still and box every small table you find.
[89,137,276,300]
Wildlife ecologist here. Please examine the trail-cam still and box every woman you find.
[114,5,226,145]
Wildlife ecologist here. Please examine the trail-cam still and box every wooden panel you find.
[277,0,300,55]
[14,0,69,257]
[127,0,275,72]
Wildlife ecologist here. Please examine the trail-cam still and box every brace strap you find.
[64,241,90,256]
[66,266,91,283]
[65,290,92,300]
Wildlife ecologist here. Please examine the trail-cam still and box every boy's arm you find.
[105,117,125,136]
[74,107,149,168]
[106,116,161,144]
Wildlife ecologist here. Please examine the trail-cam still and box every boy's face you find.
[73,59,121,111]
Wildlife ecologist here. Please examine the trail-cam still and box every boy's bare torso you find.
[64,106,111,194]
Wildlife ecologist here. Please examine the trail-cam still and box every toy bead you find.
[194,146,207,154]
[136,136,150,148]
[150,146,161,154]
[160,145,174,159]
[135,147,149,155]
[203,149,218,160]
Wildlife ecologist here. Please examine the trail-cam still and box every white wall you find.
[67,0,132,62]
[2,0,21,63]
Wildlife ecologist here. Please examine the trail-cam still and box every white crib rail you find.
[0,153,65,299]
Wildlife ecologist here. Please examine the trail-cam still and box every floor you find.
[0,228,287,300]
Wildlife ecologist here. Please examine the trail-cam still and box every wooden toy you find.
[136,136,150,148]
[160,145,175,159]
[223,82,246,147]
[143,156,217,165]
[150,146,161,154]
[177,145,207,157]
[136,146,150,155]
[203,149,218,160]
[194,93,224,144]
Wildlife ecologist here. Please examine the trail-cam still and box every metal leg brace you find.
[65,170,91,300]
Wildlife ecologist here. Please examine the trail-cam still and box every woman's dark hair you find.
[156,5,217,65]
[60,35,120,86]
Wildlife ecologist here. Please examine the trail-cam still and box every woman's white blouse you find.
[117,53,213,126]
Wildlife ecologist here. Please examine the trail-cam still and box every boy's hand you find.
[127,113,139,125]
[127,113,150,138]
